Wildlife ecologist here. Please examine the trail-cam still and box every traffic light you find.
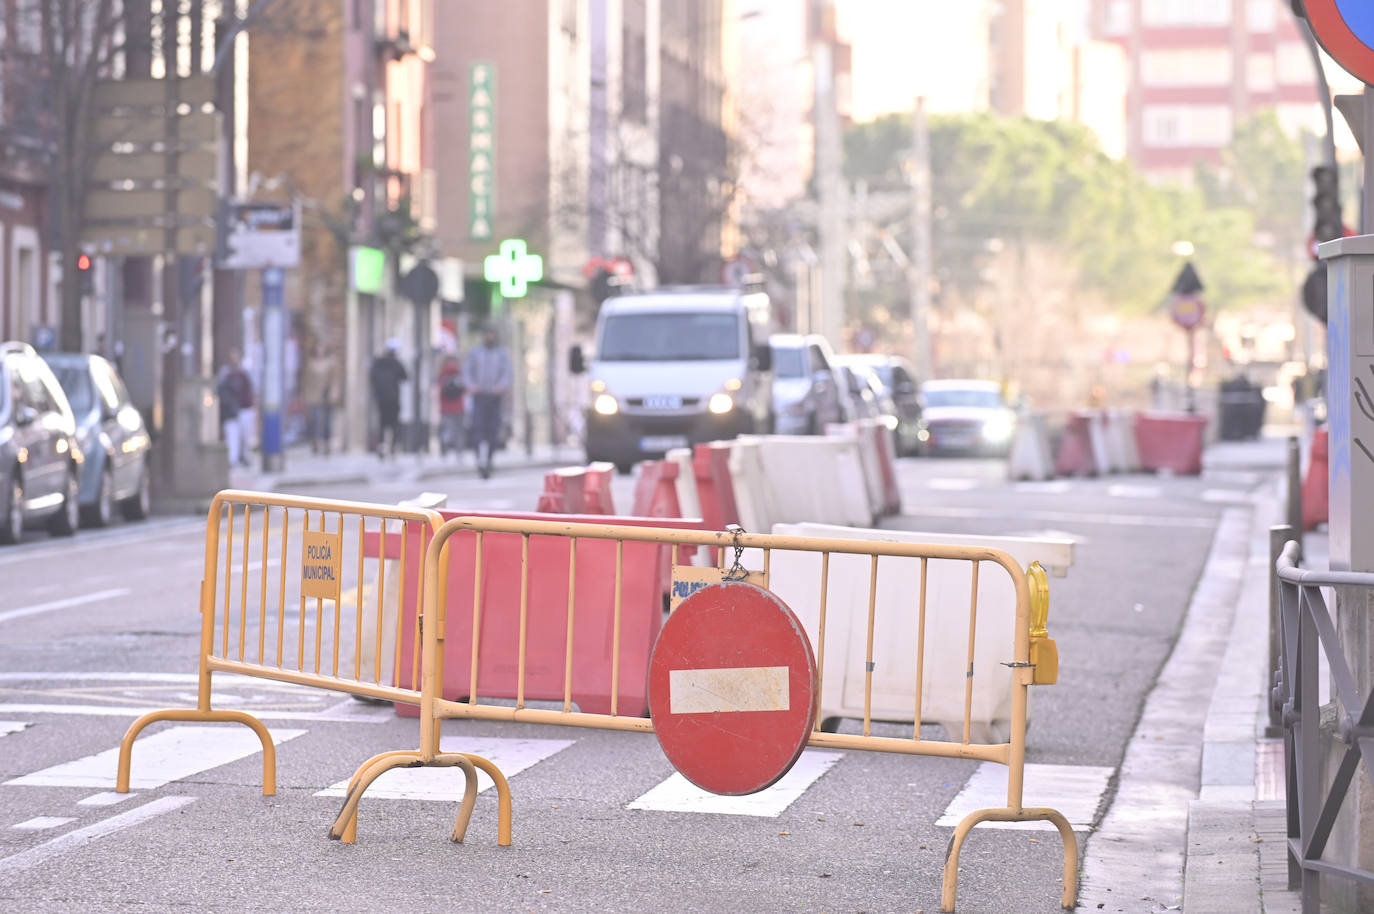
[1312,165,1342,246]
[76,253,94,296]
[1303,265,1327,324]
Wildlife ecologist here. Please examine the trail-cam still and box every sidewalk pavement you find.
[1080,431,1307,913]
[225,443,585,491]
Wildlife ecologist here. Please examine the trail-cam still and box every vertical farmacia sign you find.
[469,62,496,241]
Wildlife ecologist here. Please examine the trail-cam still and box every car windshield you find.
[52,365,95,415]
[771,347,806,377]
[871,365,894,388]
[599,312,740,361]
[924,387,1004,409]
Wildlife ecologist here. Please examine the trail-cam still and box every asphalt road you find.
[0,454,1262,913]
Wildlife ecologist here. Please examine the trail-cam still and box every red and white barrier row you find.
[1009,409,1207,480]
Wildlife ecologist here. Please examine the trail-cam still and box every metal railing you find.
[1274,540,1374,912]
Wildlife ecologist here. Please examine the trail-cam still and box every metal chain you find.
[723,523,749,581]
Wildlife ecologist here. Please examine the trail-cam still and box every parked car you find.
[770,333,848,435]
[837,364,879,422]
[43,352,152,526]
[0,342,83,543]
[919,379,1016,457]
[838,354,924,455]
[835,356,908,448]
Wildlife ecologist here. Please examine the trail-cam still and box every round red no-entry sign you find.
[647,581,818,796]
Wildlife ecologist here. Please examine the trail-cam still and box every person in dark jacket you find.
[369,338,408,459]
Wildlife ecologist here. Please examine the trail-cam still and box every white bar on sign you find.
[669,666,789,714]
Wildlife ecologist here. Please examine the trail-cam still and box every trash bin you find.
[1218,376,1265,441]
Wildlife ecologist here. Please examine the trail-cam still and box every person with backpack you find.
[463,324,512,479]
[436,353,466,457]
[368,338,409,459]
[217,349,254,467]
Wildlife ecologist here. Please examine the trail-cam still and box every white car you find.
[919,379,1016,457]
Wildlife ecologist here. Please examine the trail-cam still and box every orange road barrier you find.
[113,489,514,848]
[369,515,1075,913]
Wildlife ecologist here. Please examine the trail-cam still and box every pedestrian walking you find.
[369,338,408,460]
[437,354,467,458]
[463,324,512,479]
[301,340,339,456]
[217,350,255,467]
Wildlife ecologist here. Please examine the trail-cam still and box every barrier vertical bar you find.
[1006,563,1031,811]
[469,531,484,705]
[314,512,324,675]
[913,557,928,740]
[564,538,577,712]
[1268,525,1293,735]
[516,534,530,709]
[410,525,423,694]
[863,554,878,737]
[276,507,287,667]
[1297,588,1321,908]
[813,552,830,732]
[258,506,270,663]
[331,512,343,677]
[222,504,234,657]
[374,519,387,683]
[239,506,252,659]
[354,515,365,680]
[963,561,980,745]
[298,510,309,672]
[197,499,223,712]
[396,517,409,689]
[611,539,623,716]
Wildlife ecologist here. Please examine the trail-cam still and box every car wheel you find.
[0,476,22,545]
[121,462,152,521]
[48,469,79,537]
[84,467,114,528]
[614,461,634,476]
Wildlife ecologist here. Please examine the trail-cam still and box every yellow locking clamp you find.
[1027,561,1058,685]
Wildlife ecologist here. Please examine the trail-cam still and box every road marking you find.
[669,666,789,714]
[1201,488,1252,504]
[627,750,844,817]
[0,588,133,625]
[5,725,305,790]
[0,703,395,723]
[936,762,1113,831]
[893,505,1215,529]
[0,796,195,875]
[1107,484,1162,499]
[0,517,203,567]
[77,792,134,807]
[316,736,574,801]
[927,477,981,491]
[12,817,76,830]
[0,721,28,737]
[1014,481,1073,494]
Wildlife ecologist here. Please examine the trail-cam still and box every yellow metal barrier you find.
[114,490,514,846]
[336,515,1074,914]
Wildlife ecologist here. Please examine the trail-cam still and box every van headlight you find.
[593,393,620,416]
[982,414,1014,443]
[708,392,735,415]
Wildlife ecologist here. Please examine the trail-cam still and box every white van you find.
[569,286,775,471]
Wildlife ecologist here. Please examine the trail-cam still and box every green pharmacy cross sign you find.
[484,238,543,298]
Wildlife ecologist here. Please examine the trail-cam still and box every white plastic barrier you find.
[762,522,1075,744]
[727,436,778,533]
[751,435,873,527]
[664,447,702,523]
[1087,411,1113,474]
[1106,410,1140,473]
[1006,410,1054,481]
[830,421,885,516]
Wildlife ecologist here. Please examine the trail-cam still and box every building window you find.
[1102,0,1130,37]
[1275,42,1312,86]
[1247,56,1275,93]
[1140,47,1233,87]
[1142,104,1233,147]
[1246,0,1277,32]
[1141,0,1229,28]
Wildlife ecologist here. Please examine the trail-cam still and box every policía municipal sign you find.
[300,530,342,601]
[1306,2,1374,85]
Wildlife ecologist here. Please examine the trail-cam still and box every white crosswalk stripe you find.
[937,762,1113,831]
[5,725,305,790]
[627,750,844,817]
[0,721,28,737]
[316,736,575,801]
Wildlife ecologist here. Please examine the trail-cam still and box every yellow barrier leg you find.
[330,751,423,843]
[458,752,513,847]
[117,709,276,795]
[939,806,1078,912]
[432,755,479,843]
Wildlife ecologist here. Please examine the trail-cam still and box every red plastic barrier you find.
[582,462,617,515]
[1302,428,1328,531]
[1054,412,1098,477]
[1134,412,1207,475]
[385,510,705,719]
[691,442,739,531]
[872,424,902,515]
[536,467,587,513]
[631,460,683,519]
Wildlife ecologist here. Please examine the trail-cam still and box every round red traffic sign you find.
[1306,1,1374,86]
[1170,294,1205,331]
[647,581,817,796]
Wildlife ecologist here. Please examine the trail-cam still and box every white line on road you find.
[1107,484,1162,499]
[627,750,844,817]
[895,504,1215,529]
[12,817,76,830]
[77,792,134,807]
[927,478,982,491]
[0,703,397,723]
[5,725,305,790]
[0,796,195,876]
[0,588,133,625]
[0,721,28,737]
[1013,480,1073,494]
[316,736,575,800]
[0,517,203,567]
[936,762,1113,831]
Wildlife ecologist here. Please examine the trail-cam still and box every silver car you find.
[770,334,848,435]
